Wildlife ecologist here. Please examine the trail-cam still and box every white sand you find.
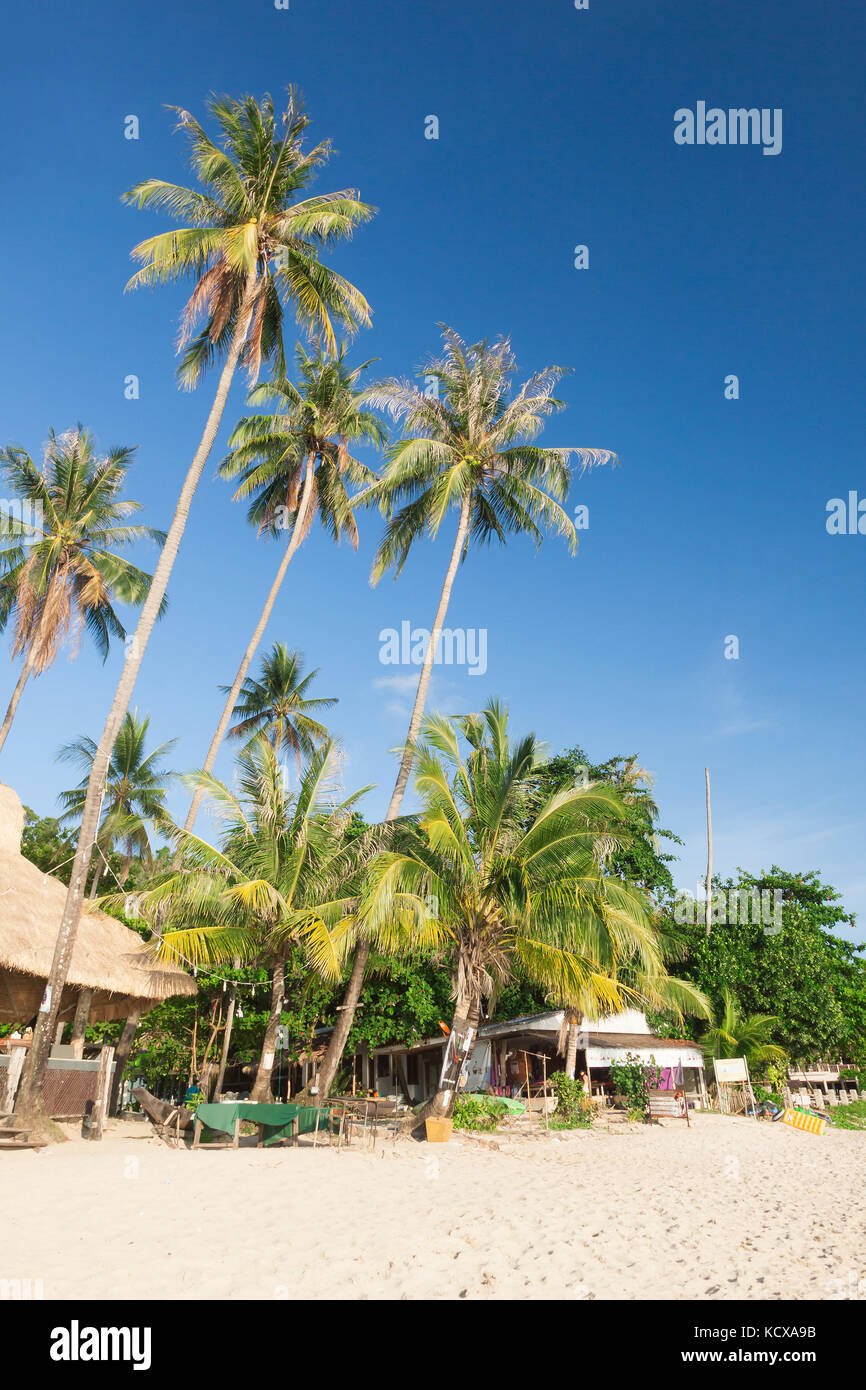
[2,1113,863,1301]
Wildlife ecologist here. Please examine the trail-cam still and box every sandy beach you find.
[2,1113,863,1301]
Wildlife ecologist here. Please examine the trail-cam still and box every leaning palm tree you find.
[57,710,176,895]
[699,989,786,1070]
[225,643,336,768]
[0,429,164,752]
[115,737,372,1102]
[182,343,384,833]
[14,92,374,1128]
[315,325,618,1097]
[355,702,708,1121]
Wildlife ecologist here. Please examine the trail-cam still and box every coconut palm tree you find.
[117,737,374,1103]
[354,702,708,1121]
[314,325,618,1097]
[57,710,176,895]
[14,92,374,1128]
[699,989,786,1070]
[0,429,164,753]
[224,643,336,768]
[182,344,384,833]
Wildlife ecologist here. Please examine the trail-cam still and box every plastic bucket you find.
[425,1116,453,1143]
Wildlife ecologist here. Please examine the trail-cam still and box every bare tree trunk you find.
[12,269,259,1132]
[313,496,473,1100]
[69,988,93,1059]
[705,766,713,938]
[250,959,285,1103]
[0,654,34,753]
[214,959,240,1100]
[108,1007,141,1116]
[183,454,317,836]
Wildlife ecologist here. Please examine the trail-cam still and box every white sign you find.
[713,1057,749,1083]
[275,1025,289,1051]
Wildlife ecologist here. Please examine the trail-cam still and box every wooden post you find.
[523,1051,532,1125]
[542,1054,549,1131]
[705,767,713,937]
[83,1045,114,1141]
[70,988,92,1060]
[193,1116,202,1149]
[2,1046,25,1112]
[214,958,240,1099]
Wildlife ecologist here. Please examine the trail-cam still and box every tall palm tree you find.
[119,737,372,1102]
[699,989,786,1069]
[355,702,708,1121]
[14,92,374,1128]
[225,643,336,769]
[182,344,384,834]
[57,710,176,894]
[0,429,164,752]
[315,325,618,1097]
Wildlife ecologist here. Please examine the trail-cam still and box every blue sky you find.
[1,0,864,931]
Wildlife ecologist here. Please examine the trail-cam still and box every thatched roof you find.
[0,782,196,1024]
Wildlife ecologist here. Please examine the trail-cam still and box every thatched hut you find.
[0,782,195,1026]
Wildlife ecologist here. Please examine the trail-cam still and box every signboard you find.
[713,1057,749,1083]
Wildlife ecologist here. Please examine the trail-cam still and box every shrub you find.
[609,1053,651,1111]
[452,1094,510,1131]
[547,1072,592,1128]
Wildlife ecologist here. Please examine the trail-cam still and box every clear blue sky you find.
[1,1,864,930]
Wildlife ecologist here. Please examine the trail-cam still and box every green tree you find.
[533,745,682,898]
[224,642,336,769]
[57,711,176,895]
[118,737,373,1102]
[0,428,164,752]
[316,326,618,1096]
[15,91,373,1128]
[658,868,864,1064]
[355,701,708,1120]
[698,987,787,1070]
[183,344,384,832]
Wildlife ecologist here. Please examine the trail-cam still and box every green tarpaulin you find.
[195,1101,329,1146]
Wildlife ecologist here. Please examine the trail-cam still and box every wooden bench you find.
[647,1090,690,1126]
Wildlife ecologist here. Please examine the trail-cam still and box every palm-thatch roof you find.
[0,782,196,1024]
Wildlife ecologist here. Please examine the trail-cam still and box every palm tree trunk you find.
[108,1008,141,1116]
[313,496,473,1101]
[421,982,481,1124]
[705,766,713,937]
[69,988,93,1060]
[0,653,34,753]
[250,959,285,1103]
[214,958,240,1100]
[12,270,260,1133]
[565,1020,580,1080]
[182,454,316,837]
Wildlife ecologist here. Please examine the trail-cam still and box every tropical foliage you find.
[0,428,164,751]
[57,710,176,889]
[353,701,709,1117]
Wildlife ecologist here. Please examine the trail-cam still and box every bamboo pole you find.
[705,767,713,937]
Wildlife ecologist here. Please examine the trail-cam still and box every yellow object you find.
[781,1107,826,1135]
[425,1116,453,1143]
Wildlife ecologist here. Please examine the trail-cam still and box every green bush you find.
[452,1094,510,1131]
[547,1072,592,1128]
[609,1053,651,1110]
